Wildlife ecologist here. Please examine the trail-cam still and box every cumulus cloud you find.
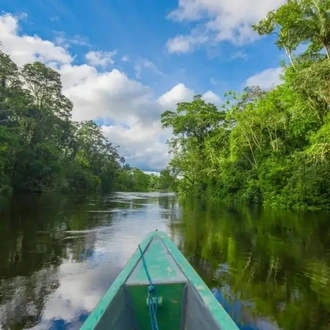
[102,124,170,171]
[158,84,221,108]
[202,90,222,105]
[245,67,283,90]
[62,67,155,123]
[166,0,286,53]
[85,50,117,67]
[0,13,72,66]
[166,32,209,53]
[0,13,222,171]
[158,83,194,108]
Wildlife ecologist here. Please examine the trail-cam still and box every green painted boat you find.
[81,230,239,330]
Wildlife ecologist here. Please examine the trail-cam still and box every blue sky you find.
[0,0,286,171]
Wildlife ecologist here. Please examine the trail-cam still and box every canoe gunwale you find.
[158,232,239,330]
[80,230,239,330]
[80,233,154,330]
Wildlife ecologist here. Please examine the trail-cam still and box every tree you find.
[158,169,178,191]
[160,48,330,209]
[161,95,227,195]
[0,50,127,194]
[253,0,330,65]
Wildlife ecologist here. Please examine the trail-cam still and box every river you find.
[0,192,330,330]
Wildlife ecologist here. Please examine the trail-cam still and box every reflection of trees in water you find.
[108,192,180,218]
[0,193,105,329]
[158,194,181,224]
[0,191,181,329]
[0,194,104,278]
[108,192,159,210]
[157,193,177,210]
[173,199,330,330]
[63,232,98,262]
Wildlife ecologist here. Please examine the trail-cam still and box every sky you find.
[0,0,287,172]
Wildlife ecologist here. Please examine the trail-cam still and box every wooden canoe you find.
[81,230,239,330]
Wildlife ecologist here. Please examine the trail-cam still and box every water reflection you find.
[173,200,330,330]
[0,192,178,329]
[0,193,330,329]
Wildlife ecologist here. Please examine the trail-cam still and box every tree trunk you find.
[324,44,330,59]
[284,46,296,69]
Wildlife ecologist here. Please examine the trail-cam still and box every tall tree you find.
[253,0,330,64]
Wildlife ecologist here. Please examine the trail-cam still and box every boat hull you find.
[81,230,239,330]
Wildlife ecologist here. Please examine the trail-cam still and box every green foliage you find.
[115,166,151,192]
[114,166,177,192]
[157,169,178,191]
[252,0,330,64]
[0,50,167,194]
[161,0,330,210]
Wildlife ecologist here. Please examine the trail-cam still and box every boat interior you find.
[92,235,221,329]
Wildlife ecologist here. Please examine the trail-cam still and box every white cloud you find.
[0,13,221,171]
[59,63,98,90]
[202,90,222,105]
[0,13,72,66]
[54,31,90,48]
[102,123,171,171]
[61,70,194,170]
[158,84,221,108]
[62,67,157,124]
[245,67,283,89]
[85,50,117,67]
[166,0,286,53]
[144,171,160,176]
[134,59,163,79]
[158,83,194,108]
[166,32,209,53]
